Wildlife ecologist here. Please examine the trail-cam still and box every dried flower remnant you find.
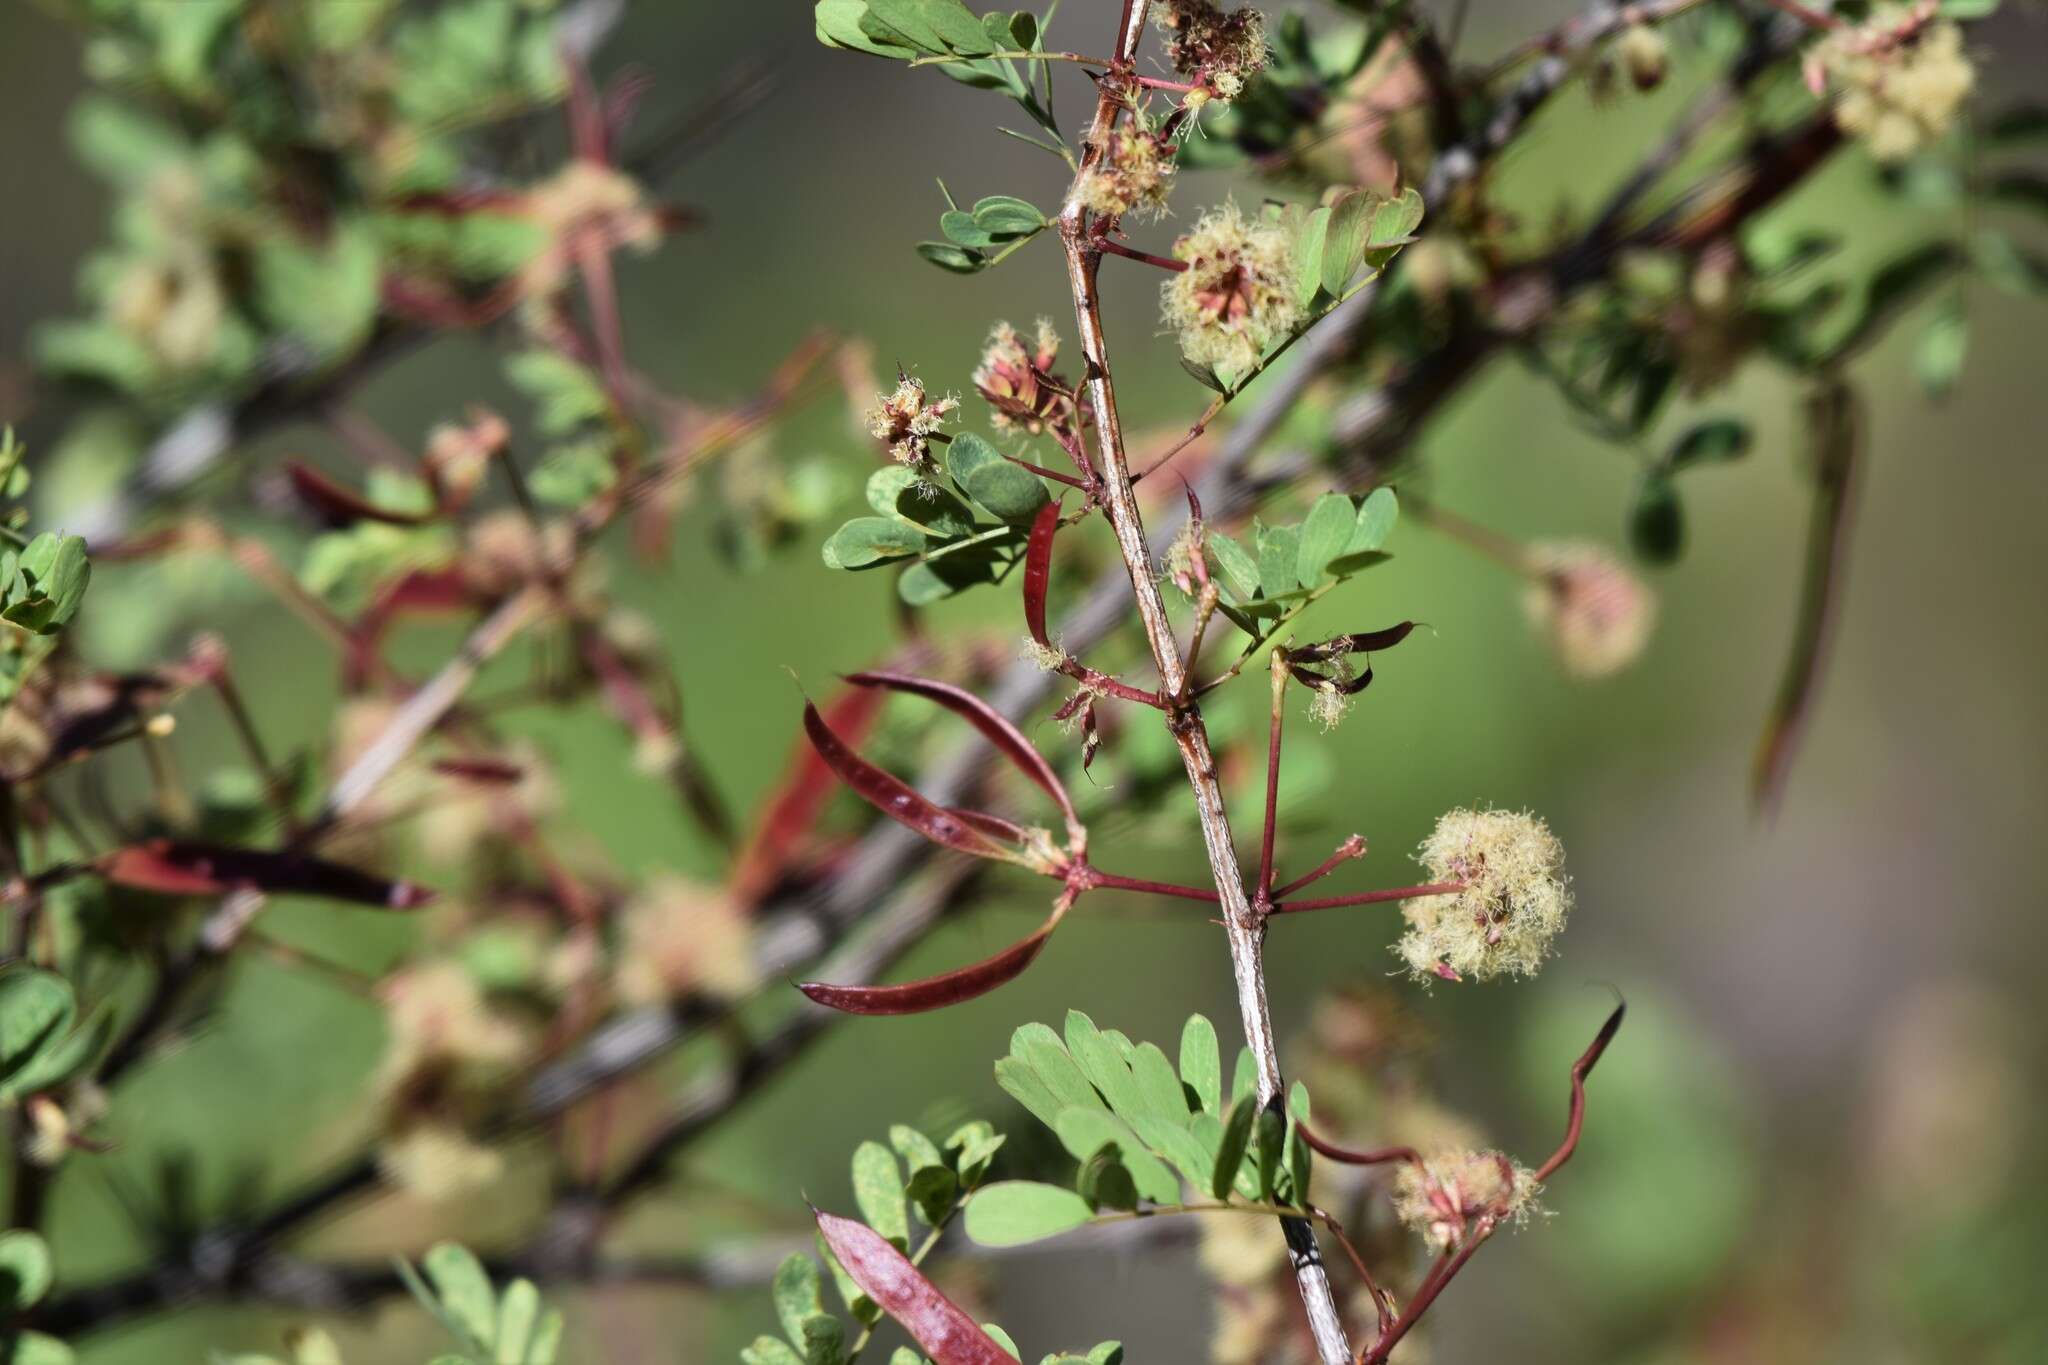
[613,875,758,1006]
[1398,808,1570,983]
[972,319,1074,435]
[865,373,957,473]
[424,408,510,507]
[1075,125,1178,221]
[1154,0,1269,102]
[1812,7,1973,163]
[1162,201,1305,377]
[375,961,526,1094]
[1020,635,1069,674]
[1391,1149,1542,1250]
[379,1121,505,1202]
[1302,660,1359,731]
[372,961,525,1200]
[517,159,666,297]
[1523,541,1656,679]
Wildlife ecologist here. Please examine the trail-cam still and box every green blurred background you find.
[3,2,2046,1361]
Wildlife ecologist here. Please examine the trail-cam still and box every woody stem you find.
[1053,3,1351,1360]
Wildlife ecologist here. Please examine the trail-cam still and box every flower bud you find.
[1397,808,1571,983]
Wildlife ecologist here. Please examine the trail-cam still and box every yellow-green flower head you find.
[1162,201,1305,377]
[1815,9,1974,162]
[1155,0,1269,102]
[1523,540,1656,679]
[1397,807,1571,983]
[1075,126,1177,221]
[1392,1149,1542,1250]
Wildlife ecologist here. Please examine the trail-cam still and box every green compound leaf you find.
[1180,1014,1221,1117]
[852,1141,911,1247]
[742,1337,806,1365]
[0,970,74,1088]
[1211,1098,1257,1200]
[1207,533,1261,601]
[963,1181,1094,1247]
[1319,189,1379,299]
[969,195,1044,236]
[957,447,1049,522]
[422,1242,497,1353]
[0,1230,53,1312]
[1630,470,1685,565]
[824,516,927,569]
[917,240,989,273]
[1294,492,1357,586]
[1667,418,1752,469]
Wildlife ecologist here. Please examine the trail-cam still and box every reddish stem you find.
[1534,999,1626,1181]
[1269,881,1462,915]
[1269,835,1366,900]
[1062,663,1166,708]
[1294,1122,1423,1171]
[1256,653,1285,904]
[1098,238,1188,273]
[1362,1223,1492,1365]
[1004,454,1090,488]
[1080,867,1222,902]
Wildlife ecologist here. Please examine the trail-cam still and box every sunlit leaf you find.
[962,1181,1093,1247]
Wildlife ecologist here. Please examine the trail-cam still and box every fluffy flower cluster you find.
[1154,0,1269,101]
[1616,22,1668,92]
[1397,807,1571,982]
[1814,8,1974,162]
[1392,1150,1542,1250]
[1523,541,1656,679]
[865,374,957,471]
[1162,201,1305,377]
[519,159,665,296]
[373,961,527,1201]
[972,319,1074,434]
[613,875,758,1006]
[1075,125,1178,221]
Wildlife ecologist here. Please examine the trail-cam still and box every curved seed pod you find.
[285,461,431,528]
[813,1208,1017,1364]
[100,841,434,909]
[802,702,1014,862]
[846,670,1077,828]
[797,898,1070,1016]
[1283,621,1416,663]
[1024,498,1060,647]
[730,681,890,906]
